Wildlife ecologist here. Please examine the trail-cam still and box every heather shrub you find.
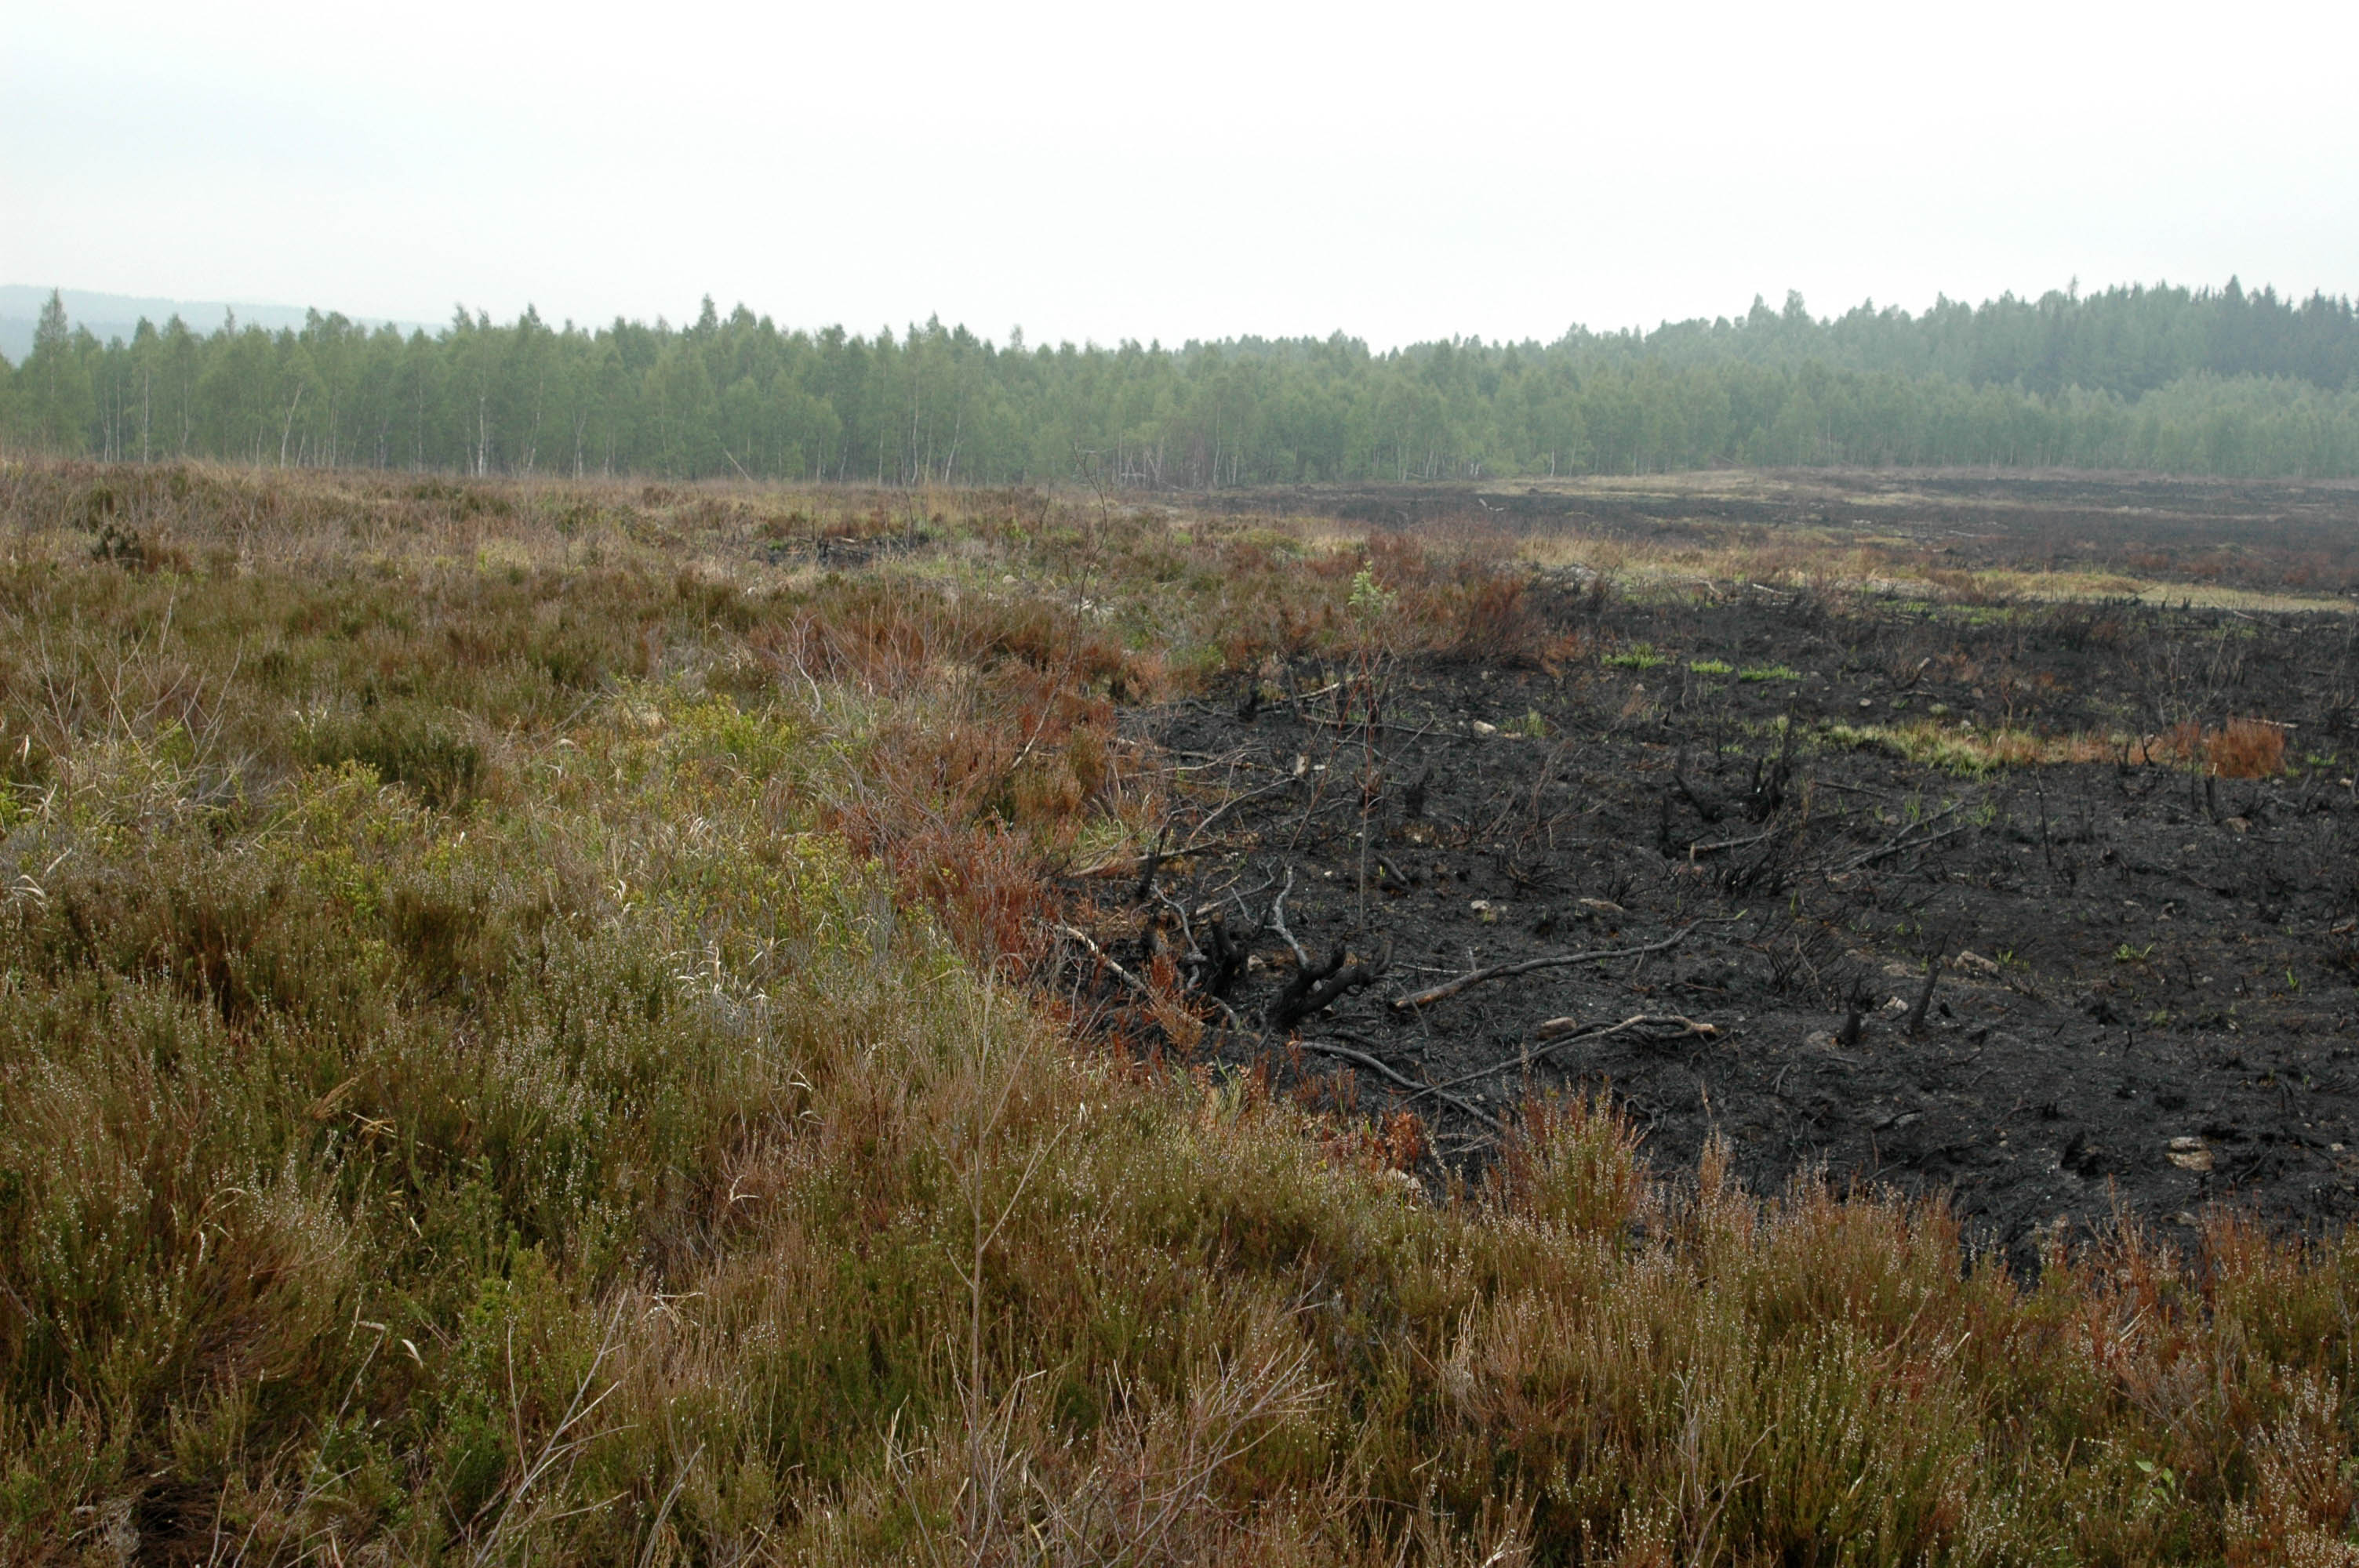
[1,462,2355,1563]
[298,703,484,808]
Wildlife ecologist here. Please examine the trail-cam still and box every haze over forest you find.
[7,278,2359,484]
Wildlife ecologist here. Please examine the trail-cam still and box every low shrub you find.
[2,459,2354,1563]
[300,702,484,807]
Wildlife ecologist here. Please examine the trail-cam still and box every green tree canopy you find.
[9,280,2359,481]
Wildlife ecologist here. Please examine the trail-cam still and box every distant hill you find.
[0,285,426,362]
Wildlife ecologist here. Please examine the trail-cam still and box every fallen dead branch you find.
[1388,925,1707,1014]
[1834,803,1967,873]
[1688,829,1773,858]
[1402,1014,1721,1102]
[1054,923,1154,1000]
[1295,1036,1502,1131]
[1184,771,1304,844]
[1532,1012,1720,1045]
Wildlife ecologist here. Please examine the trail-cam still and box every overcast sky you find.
[7,0,2355,349]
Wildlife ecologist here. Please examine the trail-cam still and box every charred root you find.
[1403,766,1431,819]
[1902,957,1941,1037]
[1190,912,1257,1000]
[1671,754,1727,824]
[1266,942,1392,1031]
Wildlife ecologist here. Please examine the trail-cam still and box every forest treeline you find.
[6,280,2359,484]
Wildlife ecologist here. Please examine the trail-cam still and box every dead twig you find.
[470,1302,628,1564]
[1834,804,1965,873]
[1688,829,1773,858]
[1184,771,1303,844]
[1405,1014,1720,1100]
[1054,923,1154,1000]
[1533,1011,1720,1045]
[1389,924,1710,1014]
[1267,866,1309,967]
[1068,834,1245,880]
[1296,1037,1501,1131]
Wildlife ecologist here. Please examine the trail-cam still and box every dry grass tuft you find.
[2204,717,2292,779]
[2146,717,2293,779]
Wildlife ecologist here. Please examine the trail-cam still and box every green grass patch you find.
[1822,719,2119,777]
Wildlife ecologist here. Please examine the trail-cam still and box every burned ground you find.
[1062,578,2359,1258]
[1235,469,2359,597]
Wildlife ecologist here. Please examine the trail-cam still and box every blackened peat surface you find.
[1066,583,2359,1255]
[1225,470,2359,601]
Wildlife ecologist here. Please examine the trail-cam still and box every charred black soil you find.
[1063,575,2359,1258]
[1232,469,2359,597]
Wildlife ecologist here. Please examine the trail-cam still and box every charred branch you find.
[1390,925,1707,1014]
[1266,941,1393,1031]
[1835,804,1968,874]
[1054,923,1153,1000]
[1295,1036,1501,1132]
[1671,753,1727,824]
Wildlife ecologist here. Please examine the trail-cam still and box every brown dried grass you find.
[2150,717,2292,779]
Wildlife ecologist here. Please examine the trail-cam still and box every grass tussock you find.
[2148,717,2294,779]
[1823,714,2293,781]
[2,461,2357,1562]
[1822,720,2127,778]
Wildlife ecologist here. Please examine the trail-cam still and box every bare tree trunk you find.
[278,383,304,467]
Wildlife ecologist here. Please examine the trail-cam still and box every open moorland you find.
[8,459,2359,1563]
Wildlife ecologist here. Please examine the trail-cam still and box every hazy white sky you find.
[6,0,2355,348]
